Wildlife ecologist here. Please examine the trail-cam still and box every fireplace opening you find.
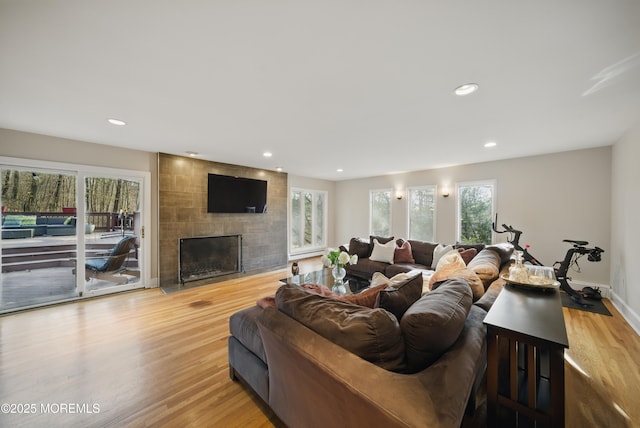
[179,234,242,284]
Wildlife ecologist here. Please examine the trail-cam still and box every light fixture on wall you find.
[441,187,450,198]
[395,189,404,200]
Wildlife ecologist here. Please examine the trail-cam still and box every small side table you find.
[484,284,569,427]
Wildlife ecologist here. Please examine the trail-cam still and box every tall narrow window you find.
[408,186,436,241]
[457,181,495,244]
[370,189,391,236]
[290,188,327,255]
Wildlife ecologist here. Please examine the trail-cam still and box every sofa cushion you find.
[466,248,503,288]
[345,258,390,279]
[407,240,437,267]
[229,305,268,363]
[431,244,454,269]
[394,240,415,264]
[20,215,37,226]
[375,272,423,320]
[347,237,371,259]
[370,238,396,264]
[485,243,515,265]
[401,277,473,373]
[276,284,406,372]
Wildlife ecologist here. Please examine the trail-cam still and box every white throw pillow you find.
[435,249,465,270]
[370,238,396,264]
[431,244,454,269]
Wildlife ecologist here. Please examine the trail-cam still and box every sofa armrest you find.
[257,305,487,428]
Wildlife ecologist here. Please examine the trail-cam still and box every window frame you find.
[369,188,392,237]
[288,187,328,256]
[407,185,437,242]
[456,179,496,245]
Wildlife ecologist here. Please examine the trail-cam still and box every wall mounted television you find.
[207,173,267,213]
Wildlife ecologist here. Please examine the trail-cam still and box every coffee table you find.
[279,268,370,295]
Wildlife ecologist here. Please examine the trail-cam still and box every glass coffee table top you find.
[279,268,370,295]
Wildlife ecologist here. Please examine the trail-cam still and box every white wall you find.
[336,146,612,286]
[611,123,640,334]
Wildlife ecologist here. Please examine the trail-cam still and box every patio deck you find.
[1,232,140,312]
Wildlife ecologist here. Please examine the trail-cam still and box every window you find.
[457,181,495,244]
[408,186,436,241]
[290,188,327,255]
[370,189,391,236]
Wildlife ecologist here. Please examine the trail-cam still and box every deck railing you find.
[2,211,135,233]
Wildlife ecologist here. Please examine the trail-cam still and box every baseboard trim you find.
[610,292,640,337]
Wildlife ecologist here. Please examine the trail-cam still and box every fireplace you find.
[179,234,242,284]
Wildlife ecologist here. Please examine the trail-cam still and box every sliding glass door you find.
[0,167,79,310]
[0,158,150,313]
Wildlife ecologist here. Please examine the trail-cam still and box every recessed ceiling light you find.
[186,151,199,157]
[263,151,273,157]
[484,141,497,148]
[337,168,344,173]
[454,83,479,96]
[276,167,283,172]
[107,118,126,126]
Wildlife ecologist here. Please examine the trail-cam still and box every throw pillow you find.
[375,273,423,320]
[369,235,395,247]
[394,240,415,264]
[369,238,396,264]
[348,237,371,259]
[2,215,23,227]
[276,284,406,372]
[428,250,468,290]
[431,267,485,302]
[457,248,478,265]
[431,244,454,269]
[400,278,473,373]
[339,282,390,308]
[256,295,276,308]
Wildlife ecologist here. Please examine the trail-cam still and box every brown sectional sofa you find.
[341,235,486,281]
[228,241,513,427]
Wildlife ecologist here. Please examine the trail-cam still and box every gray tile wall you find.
[158,153,288,286]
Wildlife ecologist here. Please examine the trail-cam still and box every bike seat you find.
[563,239,588,246]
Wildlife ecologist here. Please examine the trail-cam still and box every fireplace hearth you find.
[179,234,242,284]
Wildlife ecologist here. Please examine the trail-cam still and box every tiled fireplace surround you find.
[158,153,288,286]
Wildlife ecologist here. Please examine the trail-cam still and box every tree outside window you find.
[370,189,391,236]
[408,186,436,241]
[457,181,495,244]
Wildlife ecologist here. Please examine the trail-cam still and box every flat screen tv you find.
[207,173,267,213]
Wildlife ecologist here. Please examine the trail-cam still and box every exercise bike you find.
[492,215,604,305]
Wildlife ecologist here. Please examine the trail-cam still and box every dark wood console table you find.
[484,284,569,427]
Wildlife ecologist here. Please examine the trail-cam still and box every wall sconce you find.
[395,190,404,200]
[441,188,450,198]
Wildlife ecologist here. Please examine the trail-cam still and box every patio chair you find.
[85,235,137,284]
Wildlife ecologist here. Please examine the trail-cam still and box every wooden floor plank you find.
[0,258,638,427]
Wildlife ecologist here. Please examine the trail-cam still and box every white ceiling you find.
[1,1,639,181]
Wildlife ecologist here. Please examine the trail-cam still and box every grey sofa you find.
[228,245,512,427]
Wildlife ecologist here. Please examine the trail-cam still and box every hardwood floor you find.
[0,258,638,427]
